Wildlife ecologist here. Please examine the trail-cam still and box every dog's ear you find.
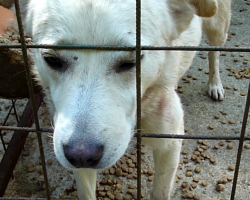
[168,0,196,36]
[188,0,218,17]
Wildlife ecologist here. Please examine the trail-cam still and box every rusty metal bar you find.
[11,100,19,123]
[0,92,42,196]
[0,197,47,200]
[0,126,53,133]
[230,75,250,199]
[13,1,51,199]
[1,125,250,141]
[0,198,48,200]
[0,100,19,152]
[136,0,142,199]
[0,44,250,52]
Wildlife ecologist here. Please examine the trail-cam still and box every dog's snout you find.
[63,140,104,168]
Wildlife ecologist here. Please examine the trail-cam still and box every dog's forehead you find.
[31,0,136,45]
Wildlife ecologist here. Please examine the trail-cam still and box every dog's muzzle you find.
[63,139,104,168]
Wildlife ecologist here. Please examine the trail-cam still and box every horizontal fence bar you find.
[1,125,249,140]
[0,198,47,200]
[0,44,250,52]
[0,126,53,133]
[137,134,250,140]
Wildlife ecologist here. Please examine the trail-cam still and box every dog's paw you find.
[207,83,224,101]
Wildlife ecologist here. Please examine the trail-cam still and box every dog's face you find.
[20,0,198,169]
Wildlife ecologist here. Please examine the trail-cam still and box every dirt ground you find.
[1,0,250,199]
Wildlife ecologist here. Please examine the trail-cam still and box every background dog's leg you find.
[142,88,184,200]
[73,168,96,200]
[203,0,231,101]
[207,50,224,100]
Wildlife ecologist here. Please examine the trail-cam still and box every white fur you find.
[16,0,230,199]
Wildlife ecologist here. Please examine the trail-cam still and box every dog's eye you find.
[116,63,135,73]
[44,56,64,71]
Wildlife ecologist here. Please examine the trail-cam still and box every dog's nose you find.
[63,140,104,168]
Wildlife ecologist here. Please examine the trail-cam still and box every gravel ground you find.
[1,0,250,199]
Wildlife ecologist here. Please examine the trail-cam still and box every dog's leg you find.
[205,28,227,101]
[142,88,184,200]
[73,168,96,200]
[207,49,224,100]
[150,139,182,200]
[203,1,231,101]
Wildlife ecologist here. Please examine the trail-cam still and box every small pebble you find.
[228,165,235,171]
[201,180,207,187]
[128,184,136,189]
[147,169,154,175]
[209,157,216,164]
[182,181,189,188]
[198,67,203,71]
[177,175,183,179]
[116,168,123,176]
[244,144,250,149]
[191,182,197,189]
[182,150,188,154]
[216,184,225,191]
[194,167,201,173]
[193,177,199,182]
[193,193,200,200]
[227,143,234,149]
[218,141,225,146]
[221,111,227,115]
[240,92,246,96]
[208,125,214,130]
[110,168,116,174]
[221,119,227,124]
[148,176,154,182]
[187,166,193,171]
[229,119,236,124]
[47,159,53,165]
[214,114,220,119]
[178,88,184,94]
[227,175,233,181]
[103,169,109,175]
[185,172,193,177]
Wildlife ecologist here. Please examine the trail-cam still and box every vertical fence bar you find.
[230,77,250,199]
[135,0,142,199]
[13,1,51,199]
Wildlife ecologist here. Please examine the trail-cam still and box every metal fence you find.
[0,0,250,199]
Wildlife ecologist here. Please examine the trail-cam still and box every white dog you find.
[5,0,230,199]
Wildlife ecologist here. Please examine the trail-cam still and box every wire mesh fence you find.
[0,0,249,200]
